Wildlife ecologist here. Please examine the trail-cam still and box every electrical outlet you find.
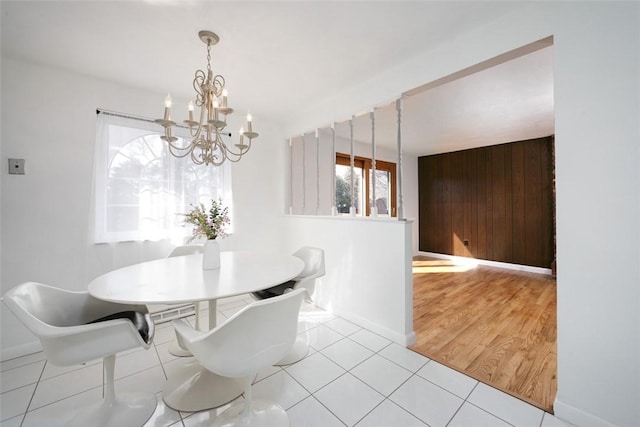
[463,239,469,246]
[8,158,25,175]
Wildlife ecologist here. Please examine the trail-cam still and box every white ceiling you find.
[343,44,554,155]
[0,1,554,157]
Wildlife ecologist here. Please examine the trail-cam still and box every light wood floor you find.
[410,256,557,413]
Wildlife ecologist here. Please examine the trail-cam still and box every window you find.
[335,153,396,217]
[93,112,231,243]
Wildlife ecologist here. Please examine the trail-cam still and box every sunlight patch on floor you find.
[412,258,478,274]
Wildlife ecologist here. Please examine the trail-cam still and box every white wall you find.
[285,216,414,345]
[552,4,639,427]
[283,3,640,426]
[0,57,287,359]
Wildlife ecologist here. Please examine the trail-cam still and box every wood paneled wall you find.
[418,136,555,268]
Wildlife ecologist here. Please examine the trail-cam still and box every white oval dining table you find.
[88,251,304,412]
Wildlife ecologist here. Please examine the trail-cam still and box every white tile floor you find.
[0,295,573,427]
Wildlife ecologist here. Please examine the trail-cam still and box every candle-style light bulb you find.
[212,99,219,121]
[222,89,228,108]
[187,100,194,122]
[246,112,253,133]
[239,126,245,144]
[163,94,172,120]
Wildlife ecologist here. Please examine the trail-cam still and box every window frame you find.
[335,152,397,217]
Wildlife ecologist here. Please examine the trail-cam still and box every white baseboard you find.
[1,340,42,362]
[330,308,416,347]
[418,251,552,276]
[554,396,617,427]
[404,331,417,346]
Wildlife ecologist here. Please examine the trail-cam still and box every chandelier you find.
[155,30,258,166]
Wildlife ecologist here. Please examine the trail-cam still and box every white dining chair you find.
[252,246,325,365]
[2,282,157,427]
[252,246,325,300]
[172,287,307,427]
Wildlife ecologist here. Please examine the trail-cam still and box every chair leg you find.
[194,302,201,331]
[65,354,157,427]
[103,354,116,404]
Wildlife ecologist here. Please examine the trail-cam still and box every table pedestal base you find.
[163,361,243,412]
[168,299,215,357]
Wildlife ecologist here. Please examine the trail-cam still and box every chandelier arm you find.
[219,142,249,163]
[221,146,249,162]
[167,142,194,159]
[225,138,253,158]
[163,133,192,152]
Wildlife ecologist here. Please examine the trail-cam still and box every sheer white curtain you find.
[92,112,231,243]
[86,112,232,279]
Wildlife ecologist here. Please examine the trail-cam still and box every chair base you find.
[274,338,309,366]
[67,392,156,427]
[168,341,193,357]
[163,360,243,412]
[212,398,288,427]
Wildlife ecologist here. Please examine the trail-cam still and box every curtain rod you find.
[96,108,232,136]
[96,108,158,125]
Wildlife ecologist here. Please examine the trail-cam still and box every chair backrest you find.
[293,246,325,281]
[168,245,203,258]
[3,282,94,336]
[183,288,307,378]
[292,246,325,296]
[3,282,152,365]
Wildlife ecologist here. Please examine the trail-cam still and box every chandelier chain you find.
[206,42,212,72]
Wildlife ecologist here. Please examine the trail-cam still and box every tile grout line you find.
[20,359,49,427]
[456,380,527,427]
[443,379,469,427]
[19,358,47,426]
[281,357,355,424]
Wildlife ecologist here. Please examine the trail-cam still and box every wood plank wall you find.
[418,136,555,268]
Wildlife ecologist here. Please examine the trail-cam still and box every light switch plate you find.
[8,158,25,175]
